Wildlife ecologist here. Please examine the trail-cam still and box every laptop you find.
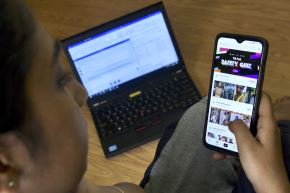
[61,2,201,157]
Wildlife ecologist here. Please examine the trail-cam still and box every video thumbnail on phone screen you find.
[213,81,256,105]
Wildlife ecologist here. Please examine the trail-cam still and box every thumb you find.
[228,120,257,153]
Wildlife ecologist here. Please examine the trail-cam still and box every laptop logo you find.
[108,144,118,152]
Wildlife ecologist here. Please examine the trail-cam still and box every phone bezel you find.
[203,32,269,157]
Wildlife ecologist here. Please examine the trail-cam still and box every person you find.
[224,83,235,100]
[234,85,246,102]
[0,1,144,193]
[246,89,255,105]
[249,93,255,104]
[0,1,289,193]
[214,81,224,97]
[222,111,230,126]
[210,111,218,123]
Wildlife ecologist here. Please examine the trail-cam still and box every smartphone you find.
[203,33,268,156]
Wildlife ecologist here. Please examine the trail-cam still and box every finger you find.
[257,93,275,130]
[228,119,257,154]
[257,93,280,146]
[212,152,226,160]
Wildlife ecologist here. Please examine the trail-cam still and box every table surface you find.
[27,0,290,185]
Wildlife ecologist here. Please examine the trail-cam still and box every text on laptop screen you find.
[68,11,179,98]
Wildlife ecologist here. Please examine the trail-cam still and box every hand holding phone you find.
[203,33,268,156]
[219,94,290,193]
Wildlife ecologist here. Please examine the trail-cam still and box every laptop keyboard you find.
[94,73,200,139]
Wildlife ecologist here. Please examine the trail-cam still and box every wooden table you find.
[27,0,290,185]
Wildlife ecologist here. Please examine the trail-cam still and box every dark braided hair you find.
[0,0,36,133]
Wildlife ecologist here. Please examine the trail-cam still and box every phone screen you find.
[204,36,264,153]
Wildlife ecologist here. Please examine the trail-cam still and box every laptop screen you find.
[67,10,179,98]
